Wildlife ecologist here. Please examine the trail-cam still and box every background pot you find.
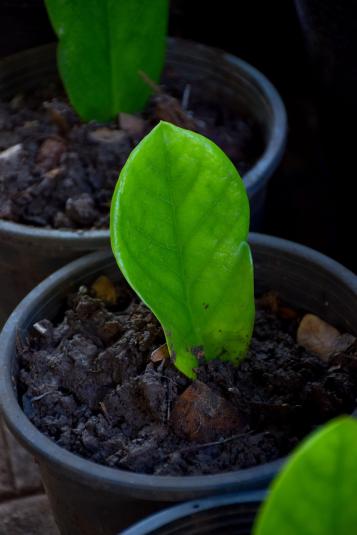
[122,491,264,535]
[0,234,356,535]
[0,39,287,325]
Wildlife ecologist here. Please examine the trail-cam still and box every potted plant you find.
[0,0,287,324]
[122,416,357,534]
[0,124,356,534]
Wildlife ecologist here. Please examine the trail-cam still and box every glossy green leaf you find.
[254,417,357,535]
[111,121,254,378]
[45,0,168,121]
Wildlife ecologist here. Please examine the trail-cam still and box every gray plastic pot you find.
[0,39,287,325]
[0,234,356,535]
[122,491,265,535]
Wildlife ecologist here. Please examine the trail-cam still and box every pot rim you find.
[0,233,356,496]
[0,38,287,244]
[222,48,287,194]
[121,490,266,535]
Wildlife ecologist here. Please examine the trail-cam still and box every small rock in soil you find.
[151,93,197,130]
[150,343,169,363]
[88,127,128,146]
[91,275,118,305]
[0,143,23,164]
[65,193,98,227]
[257,291,299,320]
[118,113,147,139]
[170,380,242,442]
[36,137,66,172]
[297,313,356,360]
[44,99,78,134]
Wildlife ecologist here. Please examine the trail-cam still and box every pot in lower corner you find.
[0,39,287,326]
[121,491,265,535]
[0,234,356,535]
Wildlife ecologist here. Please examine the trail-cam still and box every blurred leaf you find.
[45,0,168,121]
[254,417,357,535]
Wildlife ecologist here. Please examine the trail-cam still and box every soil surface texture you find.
[18,277,357,476]
[0,72,263,229]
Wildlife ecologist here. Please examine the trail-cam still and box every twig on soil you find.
[181,84,191,111]
[165,381,172,424]
[33,321,48,336]
[146,370,181,387]
[138,70,163,95]
[15,330,26,354]
[138,70,198,130]
[100,401,111,421]
[177,431,252,455]
[31,390,56,402]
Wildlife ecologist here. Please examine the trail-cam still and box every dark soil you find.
[18,277,357,476]
[0,72,263,230]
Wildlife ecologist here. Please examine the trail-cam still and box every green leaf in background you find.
[111,121,254,378]
[45,0,169,121]
[254,417,357,535]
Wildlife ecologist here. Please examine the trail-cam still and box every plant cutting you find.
[104,122,356,447]
[122,416,357,534]
[111,120,255,378]
[0,124,355,534]
[0,3,286,325]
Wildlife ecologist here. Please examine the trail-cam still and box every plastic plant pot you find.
[0,39,287,325]
[121,491,265,535]
[0,234,356,535]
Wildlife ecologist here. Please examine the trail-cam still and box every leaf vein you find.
[188,216,245,291]
[129,221,178,253]
[160,126,200,347]
[182,173,235,248]
[138,183,174,207]
[122,235,188,312]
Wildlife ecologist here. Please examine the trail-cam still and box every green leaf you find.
[45,0,168,121]
[254,417,357,535]
[111,121,254,378]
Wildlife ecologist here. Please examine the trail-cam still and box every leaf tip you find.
[154,119,181,136]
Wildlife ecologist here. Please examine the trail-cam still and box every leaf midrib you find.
[161,128,200,348]
[104,0,116,116]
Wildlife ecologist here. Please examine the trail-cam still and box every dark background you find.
[0,0,355,272]
[169,0,356,273]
